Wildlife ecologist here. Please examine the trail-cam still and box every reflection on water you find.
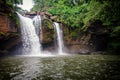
[0,55,120,80]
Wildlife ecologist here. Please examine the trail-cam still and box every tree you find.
[4,0,23,11]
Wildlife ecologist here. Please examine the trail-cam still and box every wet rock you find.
[0,32,21,55]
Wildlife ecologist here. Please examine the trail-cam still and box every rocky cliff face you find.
[63,20,109,54]
[0,14,17,32]
[0,13,21,56]
[86,20,109,51]
[0,0,22,56]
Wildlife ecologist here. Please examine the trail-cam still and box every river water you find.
[0,55,120,80]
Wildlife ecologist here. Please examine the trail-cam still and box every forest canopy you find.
[32,0,120,27]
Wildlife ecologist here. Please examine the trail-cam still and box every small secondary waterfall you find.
[54,22,64,54]
[17,13,41,55]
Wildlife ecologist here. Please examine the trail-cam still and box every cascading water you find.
[54,22,64,54]
[33,15,42,42]
[17,13,42,55]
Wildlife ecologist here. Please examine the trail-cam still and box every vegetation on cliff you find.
[0,0,23,26]
[0,0,23,13]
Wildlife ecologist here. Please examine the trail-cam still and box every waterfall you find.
[17,13,42,55]
[54,22,64,54]
[33,15,42,42]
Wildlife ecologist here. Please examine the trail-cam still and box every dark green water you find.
[0,55,120,80]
